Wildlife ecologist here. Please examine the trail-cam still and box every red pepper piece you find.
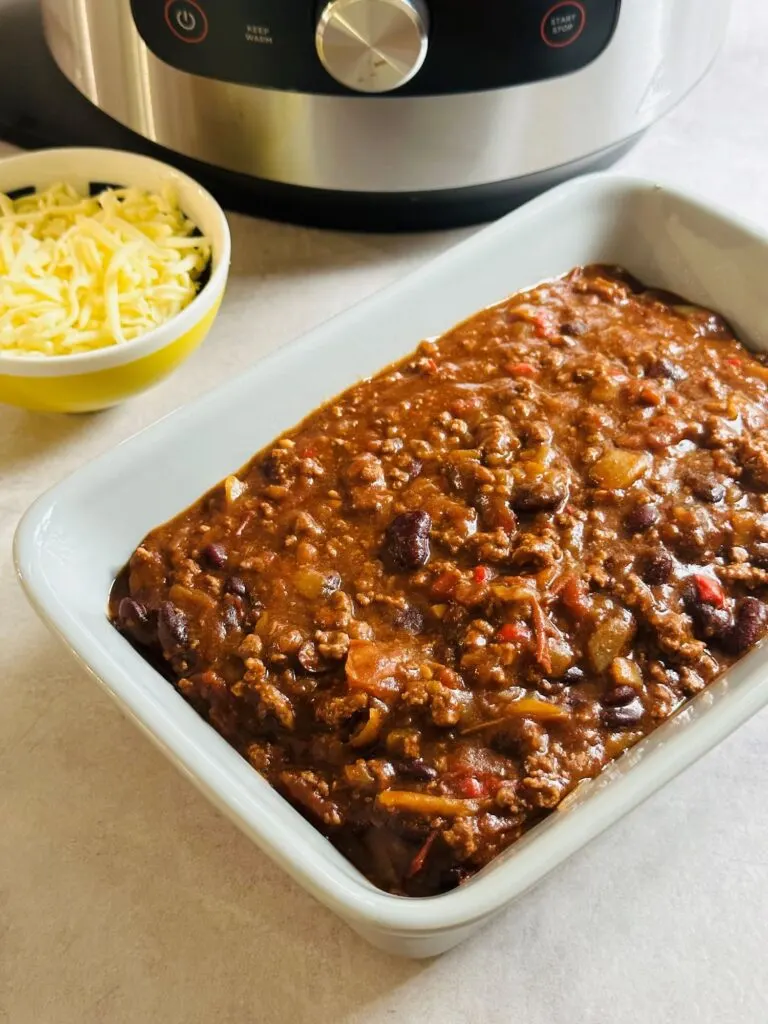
[637,385,662,407]
[557,575,591,618]
[505,362,537,377]
[725,357,742,368]
[497,622,531,643]
[473,565,489,584]
[532,314,558,339]
[407,830,438,879]
[456,776,487,799]
[481,773,504,796]
[693,573,725,608]
[530,597,553,674]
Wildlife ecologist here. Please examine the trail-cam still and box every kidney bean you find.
[384,510,432,570]
[624,502,660,533]
[699,313,732,340]
[601,685,637,707]
[393,605,424,635]
[726,597,768,654]
[117,596,148,633]
[225,575,248,597]
[562,666,585,684]
[646,358,686,381]
[393,759,438,782]
[678,579,694,607]
[689,476,725,504]
[602,700,644,729]
[511,475,568,513]
[202,542,228,569]
[641,549,674,585]
[693,604,733,642]
[560,320,587,336]
[157,602,189,654]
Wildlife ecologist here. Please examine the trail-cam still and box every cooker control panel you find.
[132,0,621,96]
[316,0,429,94]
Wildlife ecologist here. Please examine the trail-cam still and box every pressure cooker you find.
[41,0,730,229]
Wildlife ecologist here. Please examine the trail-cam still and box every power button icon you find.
[164,0,208,43]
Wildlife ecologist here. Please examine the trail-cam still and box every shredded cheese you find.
[0,182,212,357]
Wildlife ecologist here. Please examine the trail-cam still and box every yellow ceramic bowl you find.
[0,148,231,413]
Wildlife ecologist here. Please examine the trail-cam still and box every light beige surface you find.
[3,3,768,1020]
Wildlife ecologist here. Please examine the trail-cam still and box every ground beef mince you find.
[110,265,768,897]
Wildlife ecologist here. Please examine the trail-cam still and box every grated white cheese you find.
[0,182,212,357]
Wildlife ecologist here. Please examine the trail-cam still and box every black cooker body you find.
[132,0,621,97]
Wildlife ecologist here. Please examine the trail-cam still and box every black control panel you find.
[132,0,621,96]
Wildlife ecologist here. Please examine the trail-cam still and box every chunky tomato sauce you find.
[111,266,768,895]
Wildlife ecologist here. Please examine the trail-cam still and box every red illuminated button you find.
[165,0,208,43]
[541,1,586,48]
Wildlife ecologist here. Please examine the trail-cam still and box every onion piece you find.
[377,791,482,817]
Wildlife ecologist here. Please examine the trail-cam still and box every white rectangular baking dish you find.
[15,173,768,958]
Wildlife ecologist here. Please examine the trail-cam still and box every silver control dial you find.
[316,0,429,94]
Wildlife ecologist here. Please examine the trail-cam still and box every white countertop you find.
[2,2,768,1019]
